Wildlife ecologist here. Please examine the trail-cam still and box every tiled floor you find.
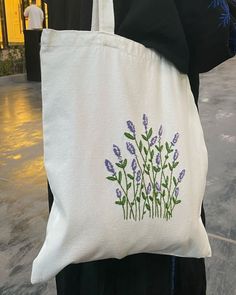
[0,57,235,294]
[199,58,236,295]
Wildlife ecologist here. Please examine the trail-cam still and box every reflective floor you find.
[0,58,236,294]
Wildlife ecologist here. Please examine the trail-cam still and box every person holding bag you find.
[33,0,236,294]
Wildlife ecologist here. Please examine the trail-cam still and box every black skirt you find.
[44,0,236,293]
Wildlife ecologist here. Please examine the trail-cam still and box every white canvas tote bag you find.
[31,0,211,284]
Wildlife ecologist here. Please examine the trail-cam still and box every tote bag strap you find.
[91,0,115,34]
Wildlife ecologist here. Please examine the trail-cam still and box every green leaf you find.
[155,145,160,152]
[147,164,150,171]
[153,166,158,173]
[144,147,148,155]
[162,183,168,189]
[115,162,123,168]
[173,176,177,186]
[174,199,181,205]
[122,196,126,205]
[127,182,132,190]
[131,202,135,206]
[166,176,169,184]
[162,164,168,169]
[127,174,134,180]
[115,201,122,205]
[142,134,148,141]
[157,167,161,172]
[146,204,151,211]
[136,197,141,202]
[142,192,147,200]
[144,170,149,175]
[123,159,128,168]
[149,196,153,202]
[168,163,173,171]
[139,140,143,152]
[124,132,135,140]
[173,161,179,168]
[118,171,122,183]
[156,199,161,206]
[150,150,154,160]
[106,176,117,181]
[165,155,169,159]
[160,145,164,152]
[147,128,153,140]
[165,142,170,153]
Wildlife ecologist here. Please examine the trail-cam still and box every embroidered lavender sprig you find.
[171,133,179,146]
[126,142,136,155]
[131,159,137,172]
[143,114,148,132]
[105,114,186,221]
[105,159,116,175]
[156,153,161,166]
[113,144,122,161]
[127,120,136,137]
[173,149,179,161]
[116,188,122,199]
[150,136,158,147]
[178,169,185,182]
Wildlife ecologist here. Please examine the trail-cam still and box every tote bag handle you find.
[91,0,115,34]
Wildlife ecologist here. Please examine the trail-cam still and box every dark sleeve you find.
[113,0,190,74]
[44,0,93,30]
[175,0,236,73]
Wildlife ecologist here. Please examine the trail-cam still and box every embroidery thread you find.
[105,114,186,222]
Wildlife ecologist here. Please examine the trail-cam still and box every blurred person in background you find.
[24,0,44,30]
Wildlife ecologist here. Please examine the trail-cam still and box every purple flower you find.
[150,136,158,146]
[156,153,161,166]
[126,142,136,155]
[171,133,179,146]
[113,144,122,161]
[156,182,161,192]
[173,149,179,161]
[178,169,185,182]
[158,125,163,137]
[105,159,116,175]
[127,120,136,136]
[136,170,141,183]
[131,159,137,172]
[143,114,148,131]
[146,183,152,194]
[175,187,179,197]
[116,188,122,199]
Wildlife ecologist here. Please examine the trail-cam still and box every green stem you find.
[116,171,134,220]
[146,140,156,218]
[134,138,153,218]
[122,205,125,219]
[133,177,139,221]
[122,168,135,220]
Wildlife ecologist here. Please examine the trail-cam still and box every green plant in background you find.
[0,46,25,76]
[105,114,186,222]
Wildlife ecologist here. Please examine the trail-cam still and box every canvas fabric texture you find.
[31,0,211,284]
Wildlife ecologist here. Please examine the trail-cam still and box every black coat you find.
[45,0,236,74]
[44,1,235,294]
